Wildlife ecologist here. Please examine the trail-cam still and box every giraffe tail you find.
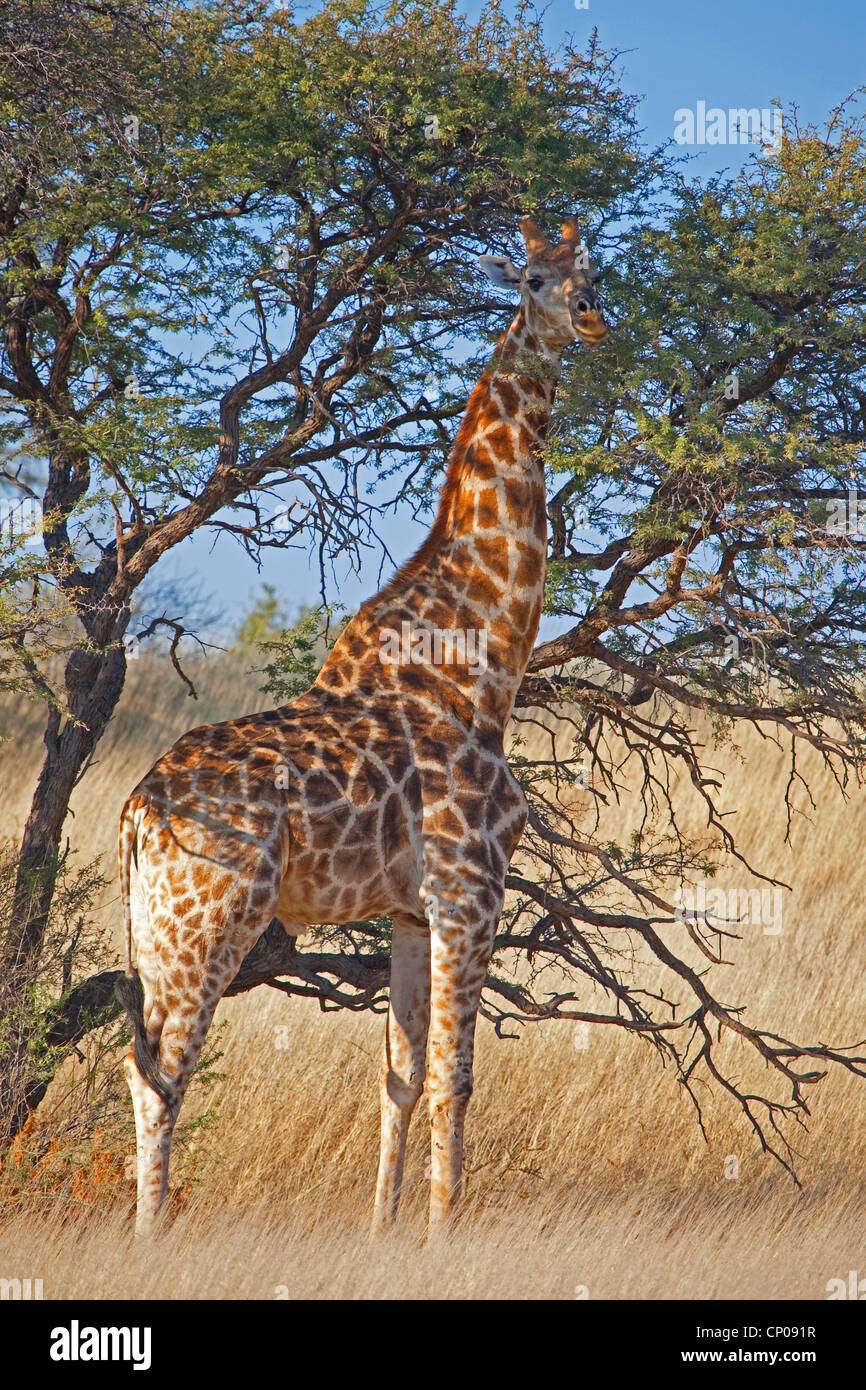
[115,801,173,1109]
[118,799,137,979]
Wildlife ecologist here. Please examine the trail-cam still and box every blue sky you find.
[168,0,866,639]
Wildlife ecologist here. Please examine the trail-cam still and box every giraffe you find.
[116,214,607,1235]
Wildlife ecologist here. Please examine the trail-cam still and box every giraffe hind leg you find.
[117,968,177,1237]
[123,958,245,1236]
[124,1047,177,1237]
[373,919,430,1229]
[121,882,279,1235]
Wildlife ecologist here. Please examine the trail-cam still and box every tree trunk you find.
[1,642,127,1140]
[9,643,127,964]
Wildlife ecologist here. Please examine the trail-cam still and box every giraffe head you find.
[478,215,607,351]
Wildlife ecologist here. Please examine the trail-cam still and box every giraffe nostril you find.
[576,299,590,314]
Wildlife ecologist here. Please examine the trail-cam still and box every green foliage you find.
[0,843,111,1137]
[0,1012,227,1216]
[0,0,646,707]
[258,602,348,701]
[545,100,866,726]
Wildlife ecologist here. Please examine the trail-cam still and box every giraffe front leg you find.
[373,920,430,1229]
[426,888,498,1227]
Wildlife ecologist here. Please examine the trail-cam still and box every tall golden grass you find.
[0,651,863,1299]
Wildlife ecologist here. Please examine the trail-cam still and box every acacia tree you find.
[1,0,865,1175]
[0,0,646,1135]
[203,100,866,1176]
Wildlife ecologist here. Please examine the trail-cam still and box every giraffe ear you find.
[560,217,582,247]
[477,254,522,290]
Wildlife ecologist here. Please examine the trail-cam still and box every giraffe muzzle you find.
[570,297,607,345]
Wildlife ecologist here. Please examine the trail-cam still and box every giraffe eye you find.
[527,277,544,291]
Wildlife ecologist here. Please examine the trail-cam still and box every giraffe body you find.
[117,216,606,1234]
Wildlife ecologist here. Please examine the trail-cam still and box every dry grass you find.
[0,651,864,1299]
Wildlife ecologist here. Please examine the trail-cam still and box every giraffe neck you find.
[318,307,560,726]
